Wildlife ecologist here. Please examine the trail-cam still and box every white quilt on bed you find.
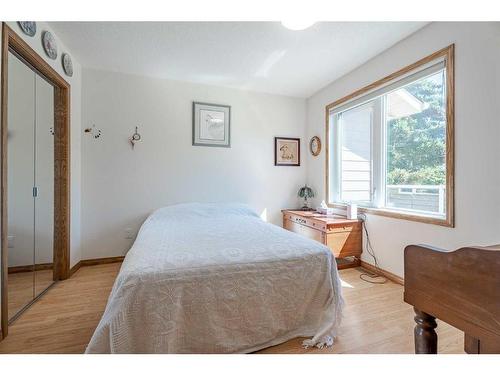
[85,203,343,353]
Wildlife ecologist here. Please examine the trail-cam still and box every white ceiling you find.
[50,22,427,98]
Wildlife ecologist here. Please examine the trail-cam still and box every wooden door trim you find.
[1,23,71,339]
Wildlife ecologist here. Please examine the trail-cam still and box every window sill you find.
[328,202,454,228]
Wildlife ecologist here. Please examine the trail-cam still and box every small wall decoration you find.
[275,137,300,166]
[18,22,37,37]
[192,102,231,147]
[42,31,58,60]
[84,124,102,139]
[309,136,321,156]
[62,53,73,77]
[129,126,142,149]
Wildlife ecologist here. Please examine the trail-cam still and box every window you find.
[335,101,374,203]
[326,46,454,226]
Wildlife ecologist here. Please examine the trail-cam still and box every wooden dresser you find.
[282,210,362,269]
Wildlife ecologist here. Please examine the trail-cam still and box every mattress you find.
[85,203,343,353]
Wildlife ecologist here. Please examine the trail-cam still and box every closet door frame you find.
[0,23,70,339]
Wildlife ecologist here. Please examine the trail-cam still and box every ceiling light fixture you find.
[281,20,316,31]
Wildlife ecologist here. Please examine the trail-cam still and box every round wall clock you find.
[62,53,73,77]
[42,31,58,60]
[18,22,37,37]
[309,136,322,156]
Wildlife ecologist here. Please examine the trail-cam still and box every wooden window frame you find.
[325,45,455,227]
[1,23,71,339]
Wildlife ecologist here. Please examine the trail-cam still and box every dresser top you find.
[282,210,361,225]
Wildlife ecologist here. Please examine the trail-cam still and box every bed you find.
[85,203,343,353]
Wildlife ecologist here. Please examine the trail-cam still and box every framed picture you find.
[274,137,300,166]
[192,102,231,147]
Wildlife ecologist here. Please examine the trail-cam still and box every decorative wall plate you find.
[42,31,57,60]
[18,21,37,37]
[62,53,73,77]
[309,136,321,156]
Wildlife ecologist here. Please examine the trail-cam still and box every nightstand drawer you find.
[285,213,327,231]
[283,219,323,242]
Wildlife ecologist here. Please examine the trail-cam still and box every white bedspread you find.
[85,203,343,353]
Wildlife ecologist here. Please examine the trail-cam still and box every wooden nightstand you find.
[282,210,362,269]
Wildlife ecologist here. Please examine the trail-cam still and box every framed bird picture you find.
[274,137,300,166]
[192,102,231,147]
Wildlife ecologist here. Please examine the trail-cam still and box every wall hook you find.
[84,124,102,139]
[130,126,141,149]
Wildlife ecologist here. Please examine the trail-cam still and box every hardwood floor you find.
[8,269,54,320]
[258,269,463,354]
[7,271,35,320]
[0,263,119,353]
[0,263,464,354]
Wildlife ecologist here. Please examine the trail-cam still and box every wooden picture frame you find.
[274,137,300,166]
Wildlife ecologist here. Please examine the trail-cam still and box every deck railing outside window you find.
[386,184,446,215]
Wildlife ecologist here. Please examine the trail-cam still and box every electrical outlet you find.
[125,228,134,240]
[7,235,14,248]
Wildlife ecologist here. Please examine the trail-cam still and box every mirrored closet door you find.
[7,50,55,321]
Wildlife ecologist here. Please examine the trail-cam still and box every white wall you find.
[81,69,307,259]
[306,22,500,277]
